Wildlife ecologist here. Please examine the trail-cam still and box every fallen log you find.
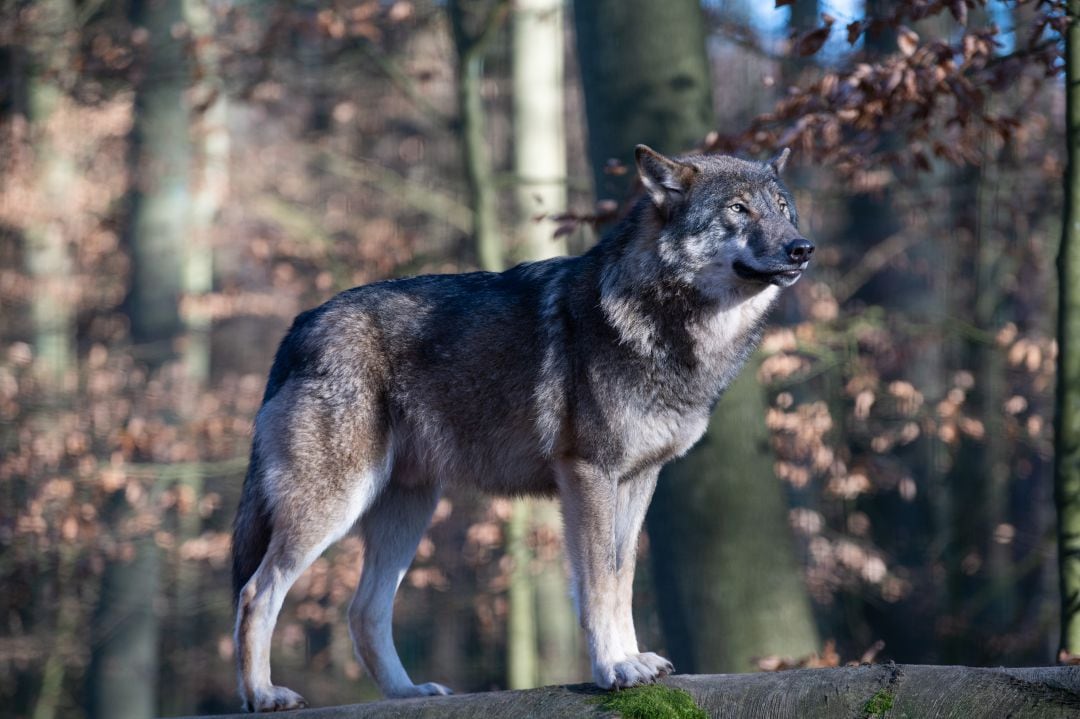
[180,664,1080,718]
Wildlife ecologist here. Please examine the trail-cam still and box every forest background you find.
[0,0,1072,717]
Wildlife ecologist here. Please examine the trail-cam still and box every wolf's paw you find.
[389,682,453,698]
[594,657,660,689]
[633,652,674,677]
[246,685,307,712]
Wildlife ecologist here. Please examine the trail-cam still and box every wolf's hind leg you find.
[235,504,363,712]
[348,481,449,698]
[235,411,388,712]
[614,470,673,679]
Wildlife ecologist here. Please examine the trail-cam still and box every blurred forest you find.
[0,0,1072,716]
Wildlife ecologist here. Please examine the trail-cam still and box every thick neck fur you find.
[592,198,779,396]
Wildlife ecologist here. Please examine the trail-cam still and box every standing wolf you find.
[231,145,813,711]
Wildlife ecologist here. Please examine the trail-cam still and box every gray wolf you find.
[231,144,812,711]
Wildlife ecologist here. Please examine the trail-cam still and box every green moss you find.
[863,688,894,717]
[593,685,707,719]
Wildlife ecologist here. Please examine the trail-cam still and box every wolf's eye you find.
[729,203,747,214]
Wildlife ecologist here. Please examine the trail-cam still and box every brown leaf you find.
[948,0,967,26]
[796,26,832,57]
[846,21,863,45]
[897,26,919,57]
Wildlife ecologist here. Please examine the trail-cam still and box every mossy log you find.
[178,664,1080,718]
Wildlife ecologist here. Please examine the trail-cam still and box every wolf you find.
[231,144,813,711]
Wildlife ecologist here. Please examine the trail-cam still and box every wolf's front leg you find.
[558,461,664,689]
[615,471,674,679]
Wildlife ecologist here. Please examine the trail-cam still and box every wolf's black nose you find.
[786,239,815,263]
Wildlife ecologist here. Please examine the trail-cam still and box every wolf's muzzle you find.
[785,238,815,263]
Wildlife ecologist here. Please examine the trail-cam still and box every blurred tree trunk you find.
[448,0,507,272]
[90,0,192,716]
[165,0,227,711]
[649,370,821,671]
[25,0,76,392]
[530,502,579,685]
[512,0,567,263]
[506,0,578,688]
[573,0,711,203]
[448,0,530,690]
[505,505,537,689]
[24,4,78,718]
[939,3,1023,665]
[838,0,943,662]
[574,0,819,672]
[125,0,191,359]
[1056,0,1080,661]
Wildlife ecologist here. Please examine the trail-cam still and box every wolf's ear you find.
[769,147,791,175]
[635,144,696,212]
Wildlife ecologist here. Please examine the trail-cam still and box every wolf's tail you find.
[232,449,273,606]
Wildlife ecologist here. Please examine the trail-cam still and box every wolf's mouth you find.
[733,260,807,287]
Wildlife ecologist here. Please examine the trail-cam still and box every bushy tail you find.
[232,449,273,606]
[233,309,311,605]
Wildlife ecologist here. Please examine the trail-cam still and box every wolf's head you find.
[635,145,813,295]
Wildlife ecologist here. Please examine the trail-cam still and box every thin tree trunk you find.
[506,0,577,689]
[448,0,506,272]
[89,527,162,719]
[24,3,78,715]
[512,0,567,262]
[530,500,579,685]
[1055,0,1080,660]
[25,0,76,391]
[90,1,192,716]
[505,504,537,689]
[126,0,191,359]
[167,0,227,711]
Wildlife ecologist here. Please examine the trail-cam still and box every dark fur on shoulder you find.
[231,145,812,711]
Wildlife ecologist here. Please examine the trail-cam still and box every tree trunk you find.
[573,0,819,672]
[505,503,538,689]
[90,1,192,716]
[1056,0,1080,660]
[23,4,79,716]
[505,0,579,689]
[126,0,191,359]
[174,664,1080,719]
[89,529,161,719]
[448,0,505,272]
[572,0,713,203]
[530,500,579,686]
[512,0,567,262]
[650,366,819,672]
[166,0,227,712]
[25,0,76,391]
